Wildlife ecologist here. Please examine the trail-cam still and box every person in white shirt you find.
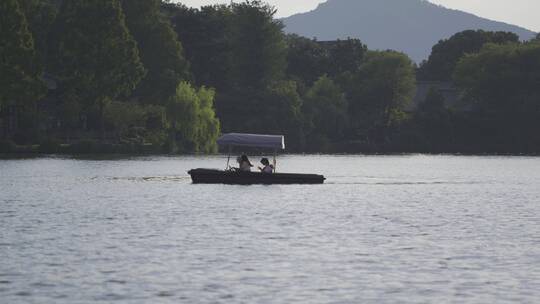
[237,154,253,172]
[258,158,274,173]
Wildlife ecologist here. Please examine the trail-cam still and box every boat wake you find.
[109,176,191,183]
[325,180,485,186]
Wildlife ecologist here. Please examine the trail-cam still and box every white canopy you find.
[217,133,285,150]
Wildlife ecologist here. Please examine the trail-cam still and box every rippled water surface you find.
[1,155,540,303]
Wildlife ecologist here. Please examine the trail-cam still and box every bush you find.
[0,140,17,153]
[64,139,159,154]
[39,138,61,154]
[67,139,101,154]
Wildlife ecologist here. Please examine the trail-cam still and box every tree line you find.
[1,0,539,154]
[415,30,540,153]
[1,0,219,153]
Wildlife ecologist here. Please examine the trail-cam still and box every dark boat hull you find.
[188,169,325,185]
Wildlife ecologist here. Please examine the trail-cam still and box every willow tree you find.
[0,0,45,108]
[196,87,220,153]
[167,82,220,153]
[50,0,145,137]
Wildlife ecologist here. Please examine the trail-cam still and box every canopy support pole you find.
[226,145,231,170]
[273,149,277,173]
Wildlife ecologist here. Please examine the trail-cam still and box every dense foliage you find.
[418,30,519,81]
[0,0,45,107]
[343,51,416,142]
[51,0,146,138]
[453,42,540,151]
[166,82,220,153]
[1,0,539,154]
[302,75,348,150]
[121,0,190,104]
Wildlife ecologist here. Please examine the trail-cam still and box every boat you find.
[188,133,326,185]
[188,168,325,185]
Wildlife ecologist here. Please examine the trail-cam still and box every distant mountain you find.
[282,0,537,62]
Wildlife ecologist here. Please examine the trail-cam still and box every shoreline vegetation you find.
[1,0,540,155]
[1,140,539,156]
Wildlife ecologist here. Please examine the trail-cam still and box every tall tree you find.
[454,42,540,151]
[50,0,145,136]
[286,34,329,89]
[260,80,304,149]
[221,1,288,131]
[326,38,367,77]
[121,0,190,105]
[166,81,220,153]
[0,0,45,108]
[19,0,58,66]
[418,30,519,81]
[303,75,348,150]
[286,36,367,92]
[195,86,220,153]
[166,1,288,133]
[228,1,287,89]
[414,87,455,151]
[347,51,416,141]
[165,3,231,89]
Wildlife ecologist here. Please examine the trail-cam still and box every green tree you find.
[261,81,304,149]
[50,0,146,137]
[228,1,287,89]
[418,30,519,81]
[164,3,231,89]
[104,101,166,145]
[0,0,45,108]
[167,82,220,153]
[303,75,348,150]
[454,42,540,151]
[326,38,367,77]
[166,82,198,152]
[415,87,454,150]
[19,0,58,66]
[286,36,367,91]
[121,0,190,105]
[348,51,416,141]
[226,1,288,132]
[195,86,220,153]
[419,87,445,113]
[286,34,329,88]
[165,1,288,133]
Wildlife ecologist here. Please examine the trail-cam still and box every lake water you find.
[1,155,540,303]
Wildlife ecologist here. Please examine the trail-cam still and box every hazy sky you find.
[175,0,540,32]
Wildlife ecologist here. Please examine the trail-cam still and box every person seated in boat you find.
[258,158,274,173]
[237,154,253,172]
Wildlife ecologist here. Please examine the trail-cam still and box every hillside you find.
[282,0,537,62]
